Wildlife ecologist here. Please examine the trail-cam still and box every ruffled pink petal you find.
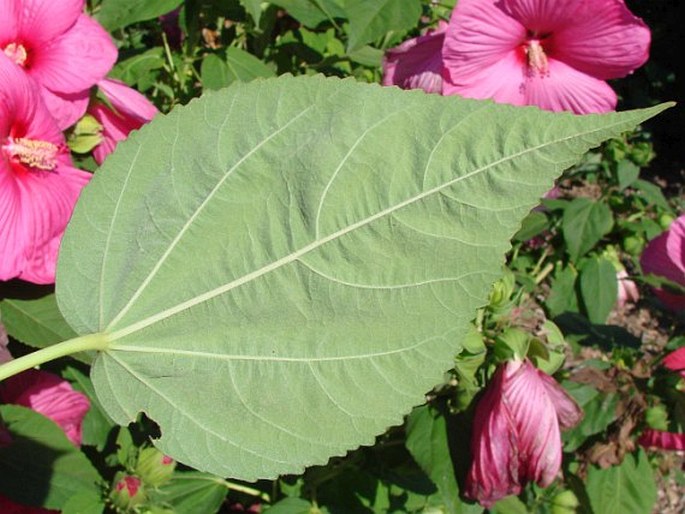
[442,49,527,106]
[536,367,583,430]
[442,0,526,84]
[638,429,685,451]
[97,78,159,122]
[89,102,146,165]
[29,14,117,95]
[665,216,685,275]
[382,22,447,94]
[17,0,84,46]
[523,58,616,114]
[663,347,685,376]
[465,363,521,507]
[500,0,581,33]
[0,0,21,43]
[616,269,640,307]
[552,0,650,80]
[504,360,563,488]
[0,369,90,446]
[39,86,89,130]
[642,231,676,283]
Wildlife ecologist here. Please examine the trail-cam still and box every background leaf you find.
[152,471,228,514]
[579,256,618,324]
[345,0,422,51]
[585,450,656,514]
[201,47,275,90]
[271,0,345,28]
[56,75,669,480]
[95,0,184,31]
[0,405,101,510]
[562,198,614,261]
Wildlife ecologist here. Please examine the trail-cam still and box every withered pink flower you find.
[382,21,448,94]
[662,346,685,380]
[466,359,582,507]
[640,215,685,311]
[89,78,158,165]
[616,269,640,307]
[638,429,685,451]
[441,0,650,114]
[0,54,91,284]
[0,368,90,446]
[0,0,118,128]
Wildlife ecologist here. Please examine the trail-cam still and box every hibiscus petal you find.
[98,78,159,122]
[665,216,685,276]
[536,368,583,430]
[638,429,685,451]
[465,363,521,507]
[641,224,684,287]
[500,0,581,33]
[382,22,447,94]
[29,14,117,94]
[504,360,563,488]
[663,347,685,374]
[18,0,84,46]
[0,369,90,446]
[552,0,650,80]
[442,0,526,84]
[442,49,527,106]
[39,86,90,130]
[523,58,616,114]
[0,0,21,44]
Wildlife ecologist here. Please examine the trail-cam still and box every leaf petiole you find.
[0,333,110,381]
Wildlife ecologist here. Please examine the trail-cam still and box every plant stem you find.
[0,333,110,381]
[223,480,271,502]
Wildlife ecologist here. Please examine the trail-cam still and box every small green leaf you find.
[152,471,228,514]
[513,210,549,242]
[616,160,640,190]
[562,382,618,452]
[0,405,101,510]
[546,265,580,317]
[579,256,618,324]
[95,0,184,31]
[271,0,345,27]
[240,0,264,25]
[345,0,422,51]
[563,198,614,261]
[633,179,671,210]
[201,48,275,90]
[585,450,656,514]
[263,497,316,513]
[110,48,166,91]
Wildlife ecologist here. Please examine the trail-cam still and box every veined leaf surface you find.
[56,75,668,480]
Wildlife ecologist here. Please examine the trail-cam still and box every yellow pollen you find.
[3,43,28,67]
[526,40,549,76]
[4,137,59,171]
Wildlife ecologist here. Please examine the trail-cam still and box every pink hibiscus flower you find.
[0,0,117,128]
[0,54,91,284]
[616,269,639,307]
[640,215,685,311]
[382,21,448,94]
[441,0,650,114]
[89,78,158,165]
[466,359,582,507]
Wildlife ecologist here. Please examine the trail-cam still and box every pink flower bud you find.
[465,359,582,507]
[110,473,146,511]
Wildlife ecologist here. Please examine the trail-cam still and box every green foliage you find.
[562,198,614,261]
[579,256,618,324]
[55,74,666,480]
[95,0,184,31]
[201,47,276,90]
[584,451,657,514]
[345,0,423,51]
[151,471,229,514]
[0,405,102,510]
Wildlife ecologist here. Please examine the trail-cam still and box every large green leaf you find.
[152,471,228,514]
[271,0,345,28]
[55,75,668,480]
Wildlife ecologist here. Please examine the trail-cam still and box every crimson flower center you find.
[3,137,59,171]
[3,42,28,67]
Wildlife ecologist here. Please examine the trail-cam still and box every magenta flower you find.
[441,0,650,114]
[382,21,448,94]
[640,215,685,311]
[0,494,57,514]
[0,368,90,446]
[466,359,582,507]
[0,0,117,128]
[89,78,158,165]
[0,54,91,284]
[662,346,685,380]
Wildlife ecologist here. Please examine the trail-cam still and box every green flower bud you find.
[658,213,675,230]
[551,490,579,514]
[136,447,176,487]
[622,235,644,256]
[110,472,146,511]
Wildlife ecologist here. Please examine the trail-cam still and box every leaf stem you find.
[223,480,271,502]
[0,333,110,381]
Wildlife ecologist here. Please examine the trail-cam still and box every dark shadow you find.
[0,279,54,301]
[555,312,642,350]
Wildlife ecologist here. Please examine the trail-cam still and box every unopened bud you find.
[110,472,146,511]
[136,447,176,487]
